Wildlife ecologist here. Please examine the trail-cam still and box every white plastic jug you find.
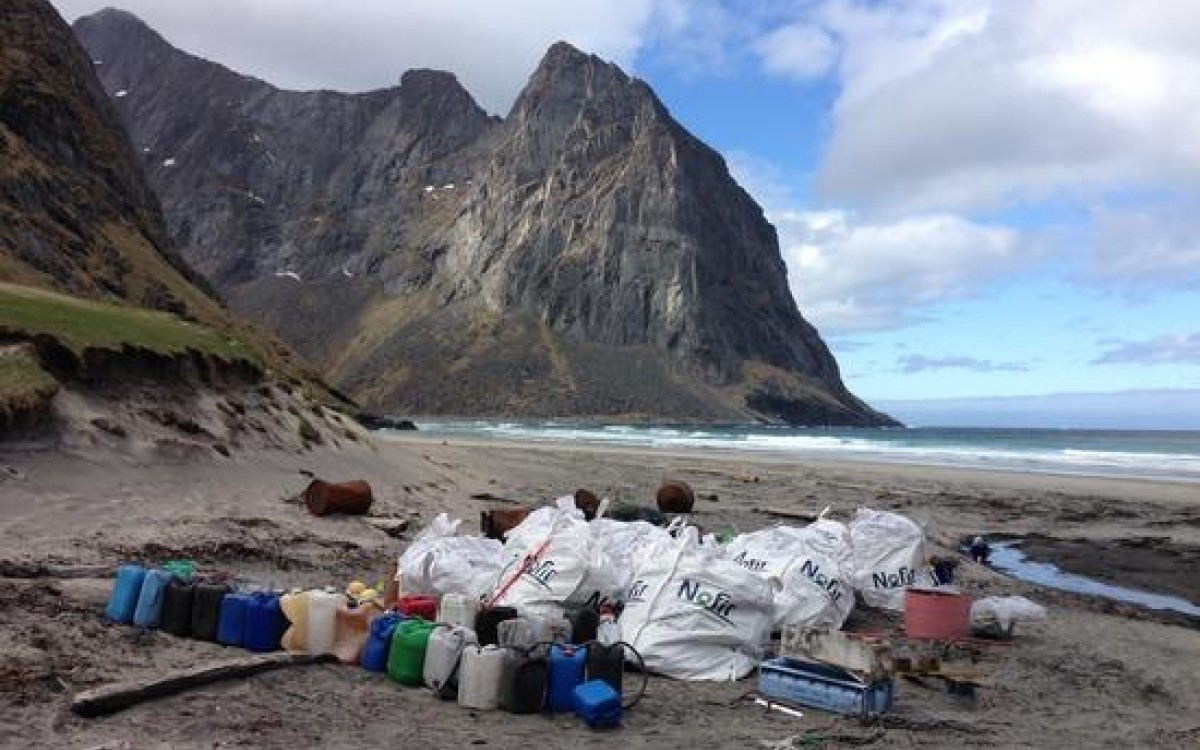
[306,590,341,655]
[457,645,507,710]
[424,625,477,694]
[497,617,536,650]
[438,593,480,629]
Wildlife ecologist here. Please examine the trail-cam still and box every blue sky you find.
[52,0,1200,426]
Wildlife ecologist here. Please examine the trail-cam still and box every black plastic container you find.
[191,583,230,642]
[475,606,518,646]
[161,579,195,637]
[500,651,549,714]
[569,607,599,645]
[586,642,624,694]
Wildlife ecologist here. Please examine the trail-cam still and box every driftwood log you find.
[0,561,111,579]
[70,652,337,718]
[754,506,819,522]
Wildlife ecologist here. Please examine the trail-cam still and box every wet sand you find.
[1,434,1198,749]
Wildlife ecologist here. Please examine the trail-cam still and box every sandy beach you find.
[2,434,1198,749]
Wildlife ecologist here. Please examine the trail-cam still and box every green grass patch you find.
[0,349,59,405]
[0,282,256,363]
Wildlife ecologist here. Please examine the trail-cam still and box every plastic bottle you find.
[500,648,548,714]
[568,608,599,644]
[160,578,195,637]
[361,611,405,672]
[105,564,146,624]
[546,644,588,712]
[333,601,382,664]
[387,618,436,685]
[216,592,251,647]
[191,583,230,642]
[424,625,477,696]
[306,589,341,655]
[279,590,311,652]
[457,645,507,710]
[437,593,480,629]
[596,606,620,645]
[132,569,174,629]
[474,606,518,646]
[244,592,287,653]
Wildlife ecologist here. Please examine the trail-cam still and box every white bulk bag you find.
[398,513,504,599]
[620,527,774,680]
[486,502,591,619]
[848,508,927,610]
[772,519,855,630]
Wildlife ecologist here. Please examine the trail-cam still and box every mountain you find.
[0,0,355,451]
[73,9,896,426]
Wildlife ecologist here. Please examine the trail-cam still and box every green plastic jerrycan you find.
[387,618,436,686]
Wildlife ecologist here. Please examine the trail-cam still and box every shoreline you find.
[377,431,1200,502]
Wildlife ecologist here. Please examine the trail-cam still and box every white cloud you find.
[51,0,667,113]
[777,210,1025,332]
[748,0,1200,214]
[1084,203,1200,289]
[1095,332,1200,365]
[728,152,1028,333]
[755,23,838,80]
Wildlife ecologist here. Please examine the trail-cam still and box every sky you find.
[51,0,1200,428]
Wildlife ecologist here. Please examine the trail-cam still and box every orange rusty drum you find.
[304,479,374,516]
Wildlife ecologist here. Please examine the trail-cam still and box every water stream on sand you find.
[988,541,1200,617]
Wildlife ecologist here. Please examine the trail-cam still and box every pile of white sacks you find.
[397,498,944,681]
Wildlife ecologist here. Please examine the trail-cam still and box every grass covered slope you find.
[0,282,256,363]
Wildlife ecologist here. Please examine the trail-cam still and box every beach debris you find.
[70,652,337,717]
[970,596,1047,639]
[162,157,175,167]
[655,480,695,514]
[969,535,992,563]
[480,506,532,540]
[572,488,600,520]
[780,627,894,682]
[364,517,410,538]
[302,477,374,516]
[0,560,111,579]
[753,506,818,522]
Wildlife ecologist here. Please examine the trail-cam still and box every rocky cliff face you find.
[74,10,896,426]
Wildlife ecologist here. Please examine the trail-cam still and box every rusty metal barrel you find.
[480,506,532,540]
[656,480,695,514]
[304,479,374,516]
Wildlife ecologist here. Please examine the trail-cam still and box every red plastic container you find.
[396,595,438,621]
[904,589,971,640]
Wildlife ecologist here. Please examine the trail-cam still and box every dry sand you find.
[1,433,1198,749]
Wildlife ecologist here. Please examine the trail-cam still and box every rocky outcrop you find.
[74,12,896,426]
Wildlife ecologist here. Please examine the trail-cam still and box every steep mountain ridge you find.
[74,10,895,426]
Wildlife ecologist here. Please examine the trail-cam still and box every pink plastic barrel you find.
[904,589,971,640]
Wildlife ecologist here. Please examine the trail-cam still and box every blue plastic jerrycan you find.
[132,568,174,628]
[105,564,146,623]
[573,679,622,728]
[244,592,287,652]
[216,592,252,647]
[547,644,588,713]
[361,611,405,672]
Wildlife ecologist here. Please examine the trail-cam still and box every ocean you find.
[397,422,1200,483]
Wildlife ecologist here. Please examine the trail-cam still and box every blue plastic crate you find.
[759,658,893,716]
